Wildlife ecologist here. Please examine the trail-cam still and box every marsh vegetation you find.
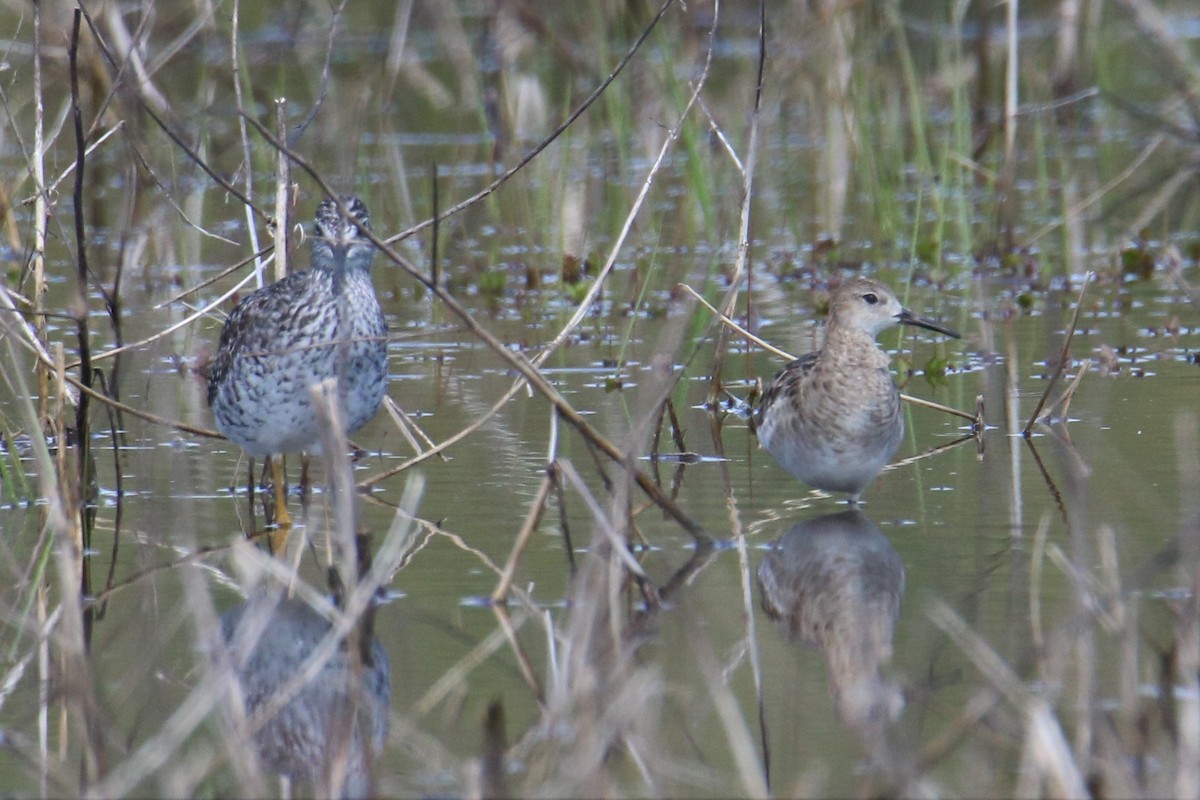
[1,0,1199,796]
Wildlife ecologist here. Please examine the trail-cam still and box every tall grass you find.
[2,0,1200,796]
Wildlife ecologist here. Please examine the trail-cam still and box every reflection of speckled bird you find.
[207,197,388,525]
[754,278,958,503]
[757,509,904,733]
[221,596,390,799]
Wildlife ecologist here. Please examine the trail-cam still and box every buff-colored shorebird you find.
[754,278,959,504]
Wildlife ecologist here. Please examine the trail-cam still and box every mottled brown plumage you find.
[754,278,958,503]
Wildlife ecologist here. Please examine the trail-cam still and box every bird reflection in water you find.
[757,509,904,738]
[219,588,390,799]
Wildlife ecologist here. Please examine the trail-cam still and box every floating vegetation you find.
[0,0,1198,797]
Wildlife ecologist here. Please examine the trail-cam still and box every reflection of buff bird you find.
[221,595,390,799]
[757,509,904,731]
[207,197,388,526]
[754,278,958,503]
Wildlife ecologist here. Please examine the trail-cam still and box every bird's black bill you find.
[898,308,960,339]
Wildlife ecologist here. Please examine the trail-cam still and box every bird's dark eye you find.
[862,292,879,305]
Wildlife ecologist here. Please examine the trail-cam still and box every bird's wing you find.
[754,352,819,427]
[206,270,326,403]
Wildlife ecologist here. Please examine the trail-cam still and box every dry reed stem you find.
[730,450,769,790]
[492,471,555,604]
[1039,357,1092,425]
[230,0,266,288]
[31,0,48,416]
[929,599,1089,797]
[514,537,658,795]
[272,98,290,283]
[1018,702,1090,799]
[305,379,379,788]
[0,290,65,794]
[47,361,109,792]
[380,395,445,461]
[556,460,646,579]
[1030,512,1052,658]
[491,603,545,701]
[705,0,763,408]
[1004,0,1018,173]
[0,283,57,370]
[311,379,356,580]
[1023,271,1092,435]
[35,584,49,798]
[687,615,769,799]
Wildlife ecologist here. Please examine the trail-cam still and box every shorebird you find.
[207,196,388,526]
[753,277,959,503]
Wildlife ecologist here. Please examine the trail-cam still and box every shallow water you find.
[2,1,1200,796]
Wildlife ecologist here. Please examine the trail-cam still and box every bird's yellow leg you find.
[270,455,293,530]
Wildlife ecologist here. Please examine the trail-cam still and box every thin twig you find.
[290,0,349,145]
[359,377,517,488]
[705,0,765,408]
[735,9,769,772]
[153,246,273,309]
[68,9,94,538]
[1039,358,1092,425]
[492,470,555,604]
[1023,272,1093,436]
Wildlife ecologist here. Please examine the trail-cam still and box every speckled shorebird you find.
[754,277,959,504]
[207,196,388,526]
